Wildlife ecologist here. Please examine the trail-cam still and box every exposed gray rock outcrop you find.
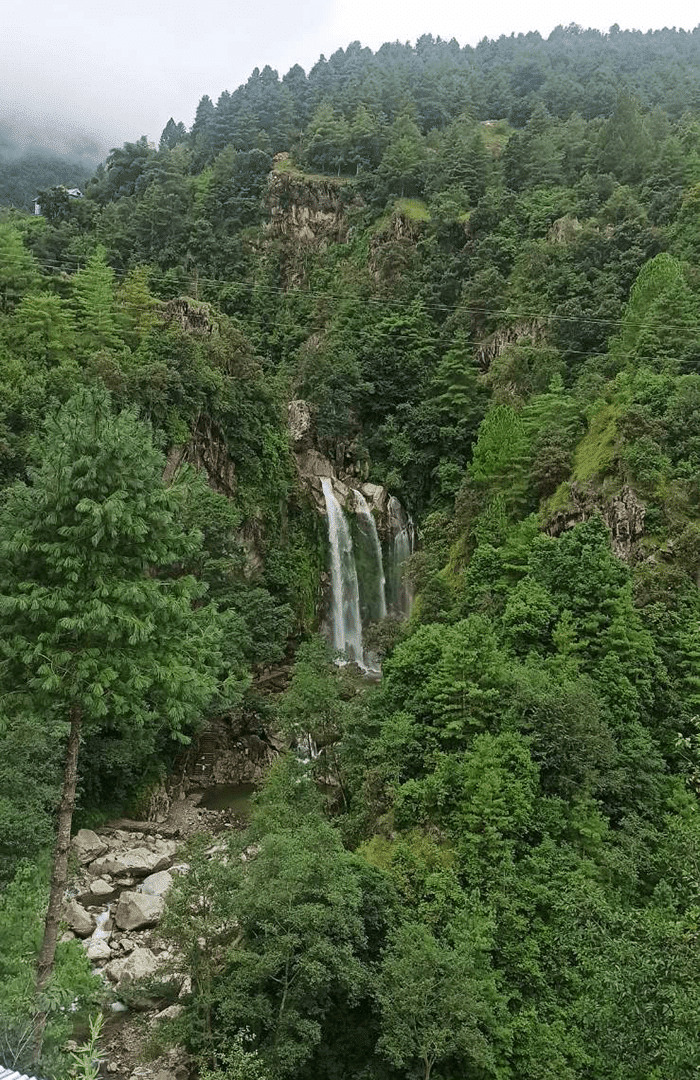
[163,416,237,499]
[265,164,357,285]
[546,482,645,561]
[288,399,398,538]
[474,320,546,373]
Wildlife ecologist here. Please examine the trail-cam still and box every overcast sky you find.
[2,0,700,155]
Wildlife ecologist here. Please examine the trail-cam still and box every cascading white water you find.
[91,905,111,942]
[321,478,364,664]
[388,495,415,617]
[353,490,387,621]
[296,733,320,763]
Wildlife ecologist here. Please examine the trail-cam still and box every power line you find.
[25,255,700,356]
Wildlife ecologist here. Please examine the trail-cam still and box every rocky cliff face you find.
[546,481,646,561]
[368,209,426,287]
[474,319,546,372]
[164,415,237,498]
[264,160,360,285]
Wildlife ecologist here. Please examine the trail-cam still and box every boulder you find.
[90,842,176,878]
[155,1003,184,1023]
[64,899,94,937]
[89,878,114,897]
[115,890,165,931]
[72,829,109,864]
[295,447,333,480]
[140,870,173,897]
[86,940,112,961]
[106,946,159,987]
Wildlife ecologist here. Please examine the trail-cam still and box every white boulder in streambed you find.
[106,946,159,988]
[90,877,115,897]
[86,939,112,961]
[64,899,94,937]
[140,870,173,897]
[72,829,109,864]
[115,890,165,930]
[89,841,176,878]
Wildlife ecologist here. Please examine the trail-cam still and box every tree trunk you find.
[32,705,82,1066]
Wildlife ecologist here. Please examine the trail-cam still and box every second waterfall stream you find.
[320,478,413,668]
[320,478,364,665]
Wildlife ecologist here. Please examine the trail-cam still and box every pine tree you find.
[159,117,187,150]
[72,246,122,352]
[0,388,223,1064]
[0,223,40,312]
[11,292,76,365]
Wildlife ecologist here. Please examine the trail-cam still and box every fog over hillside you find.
[0,108,109,209]
[0,109,109,165]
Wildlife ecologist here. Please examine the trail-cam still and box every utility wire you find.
[26,254,700,341]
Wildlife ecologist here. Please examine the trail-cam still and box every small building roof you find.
[0,1068,42,1080]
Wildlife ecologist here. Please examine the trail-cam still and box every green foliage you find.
[72,245,122,352]
[67,1011,105,1080]
[5,24,700,1080]
[572,403,619,482]
[199,1032,272,1080]
[163,758,388,1077]
[377,916,503,1080]
[0,221,40,310]
[0,857,101,1075]
[0,387,225,815]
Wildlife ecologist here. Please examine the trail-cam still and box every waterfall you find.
[91,905,111,942]
[296,733,320,762]
[388,495,415,618]
[353,490,387,621]
[321,478,363,664]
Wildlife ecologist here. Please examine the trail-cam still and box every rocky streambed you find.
[61,791,251,1079]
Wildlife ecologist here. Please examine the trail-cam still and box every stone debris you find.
[115,891,165,931]
[90,841,176,878]
[72,828,110,863]
[106,946,159,988]
[64,899,94,937]
[68,791,247,1080]
[86,939,112,961]
[140,870,173,897]
[90,877,115,896]
[154,1003,184,1023]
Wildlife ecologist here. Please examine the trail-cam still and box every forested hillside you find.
[0,119,102,210]
[3,23,700,1080]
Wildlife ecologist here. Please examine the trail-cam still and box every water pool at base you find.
[196,782,257,814]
